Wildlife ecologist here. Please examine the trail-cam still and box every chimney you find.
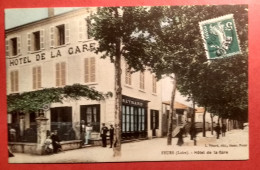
[48,8,54,17]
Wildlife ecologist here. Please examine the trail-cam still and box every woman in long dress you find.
[85,123,93,145]
[177,127,184,146]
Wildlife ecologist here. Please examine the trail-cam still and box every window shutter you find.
[37,67,41,88]
[33,67,36,89]
[40,29,44,49]
[17,36,21,55]
[27,33,31,53]
[11,71,14,92]
[5,39,9,56]
[90,57,96,82]
[61,62,66,86]
[85,58,89,83]
[15,71,19,91]
[65,23,70,44]
[56,63,60,86]
[50,26,55,48]
[78,19,83,41]
[86,17,92,39]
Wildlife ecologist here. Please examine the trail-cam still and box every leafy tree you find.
[90,6,165,156]
[148,5,248,138]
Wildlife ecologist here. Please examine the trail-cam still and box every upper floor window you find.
[84,57,96,83]
[11,38,18,56]
[32,66,41,90]
[56,62,66,87]
[56,25,65,45]
[86,17,93,39]
[10,70,19,92]
[50,24,69,47]
[152,75,157,94]
[27,30,44,52]
[140,71,145,90]
[125,64,132,85]
[6,37,21,56]
[78,17,92,41]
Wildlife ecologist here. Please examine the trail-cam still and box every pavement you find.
[8,129,248,163]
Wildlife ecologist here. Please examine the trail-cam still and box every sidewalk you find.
[8,129,248,163]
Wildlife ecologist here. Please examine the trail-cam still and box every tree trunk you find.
[190,99,195,140]
[167,74,177,145]
[113,8,122,157]
[202,107,207,137]
[210,113,214,135]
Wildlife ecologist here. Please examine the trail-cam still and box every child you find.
[44,135,53,154]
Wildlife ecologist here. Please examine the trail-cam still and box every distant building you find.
[161,101,193,137]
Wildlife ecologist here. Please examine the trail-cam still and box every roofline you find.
[5,7,95,34]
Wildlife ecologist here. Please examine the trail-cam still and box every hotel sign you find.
[8,43,96,67]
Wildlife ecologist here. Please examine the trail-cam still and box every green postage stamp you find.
[199,14,241,59]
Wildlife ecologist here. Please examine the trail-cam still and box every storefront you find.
[121,95,149,139]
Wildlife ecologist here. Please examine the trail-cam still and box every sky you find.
[5,8,82,29]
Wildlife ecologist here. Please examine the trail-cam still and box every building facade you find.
[6,8,162,146]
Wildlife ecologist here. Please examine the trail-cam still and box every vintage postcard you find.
[5,4,248,163]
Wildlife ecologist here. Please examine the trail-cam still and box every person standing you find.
[215,123,221,139]
[189,124,197,146]
[109,124,114,148]
[100,123,108,147]
[51,130,61,153]
[44,135,53,154]
[221,124,227,137]
[80,120,86,145]
[85,123,93,145]
[177,127,184,146]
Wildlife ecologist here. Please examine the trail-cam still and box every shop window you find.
[51,107,75,141]
[80,105,100,132]
[122,106,146,133]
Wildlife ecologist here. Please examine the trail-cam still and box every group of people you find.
[44,130,62,154]
[80,121,116,148]
[100,123,116,148]
[176,124,197,146]
[214,123,227,139]
[80,120,93,145]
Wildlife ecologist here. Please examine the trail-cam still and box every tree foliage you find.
[148,5,248,122]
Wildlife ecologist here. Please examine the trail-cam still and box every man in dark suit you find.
[109,124,114,148]
[100,123,108,147]
[51,130,61,153]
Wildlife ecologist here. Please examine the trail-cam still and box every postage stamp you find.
[199,14,241,59]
